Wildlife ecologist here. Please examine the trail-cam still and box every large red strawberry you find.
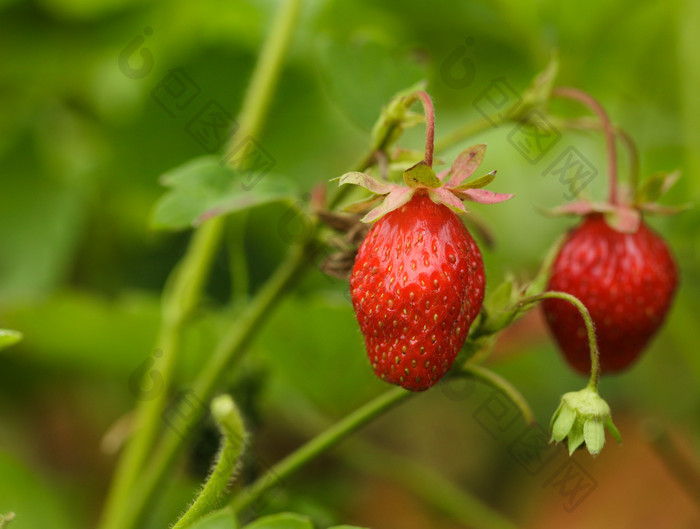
[542,213,677,374]
[350,193,485,390]
[338,143,512,391]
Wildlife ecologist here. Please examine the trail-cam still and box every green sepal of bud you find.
[550,386,622,456]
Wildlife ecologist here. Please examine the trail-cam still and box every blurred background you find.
[0,0,699,528]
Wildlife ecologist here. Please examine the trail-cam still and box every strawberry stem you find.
[412,90,435,167]
[552,87,619,206]
[520,291,601,390]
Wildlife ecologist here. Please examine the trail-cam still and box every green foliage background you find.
[0,0,698,528]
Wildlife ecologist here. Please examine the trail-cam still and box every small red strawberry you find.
[339,140,512,391]
[538,87,685,378]
[542,213,678,374]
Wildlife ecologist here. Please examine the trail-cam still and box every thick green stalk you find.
[231,386,412,514]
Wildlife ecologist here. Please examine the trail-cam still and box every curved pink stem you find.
[552,87,619,205]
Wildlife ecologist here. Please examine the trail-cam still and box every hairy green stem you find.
[231,386,412,515]
[172,396,246,528]
[460,364,535,425]
[519,291,600,390]
[114,239,313,529]
[98,1,305,528]
[98,217,225,529]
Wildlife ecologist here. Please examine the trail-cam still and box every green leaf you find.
[634,170,681,204]
[151,156,297,231]
[328,526,371,529]
[189,508,239,529]
[0,330,22,351]
[402,161,441,188]
[241,512,313,529]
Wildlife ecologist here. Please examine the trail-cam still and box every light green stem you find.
[115,240,312,529]
[519,291,600,390]
[172,396,246,528]
[98,216,225,529]
[460,364,535,425]
[433,115,497,153]
[345,444,517,529]
[231,386,412,514]
[97,1,305,528]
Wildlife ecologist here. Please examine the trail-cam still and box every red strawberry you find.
[350,193,485,391]
[542,213,678,374]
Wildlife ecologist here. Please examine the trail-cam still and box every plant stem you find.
[113,239,314,529]
[344,443,517,529]
[231,386,412,515]
[433,115,496,154]
[98,1,305,528]
[172,396,247,528]
[97,216,225,529]
[644,419,700,507]
[551,87,619,205]
[550,116,639,195]
[412,90,435,166]
[459,364,535,425]
[519,291,600,390]
[224,0,304,158]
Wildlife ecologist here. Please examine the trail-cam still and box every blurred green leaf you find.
[316,38,426,131]
[0,291,222,381]
[151,156,297,230]
[188,508,239,529]
[0,177,87,302]
[253,294,384,416]
[0,330,22,351]
[241,513,312,529]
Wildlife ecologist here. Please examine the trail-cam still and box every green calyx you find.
[550,386,621,456]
